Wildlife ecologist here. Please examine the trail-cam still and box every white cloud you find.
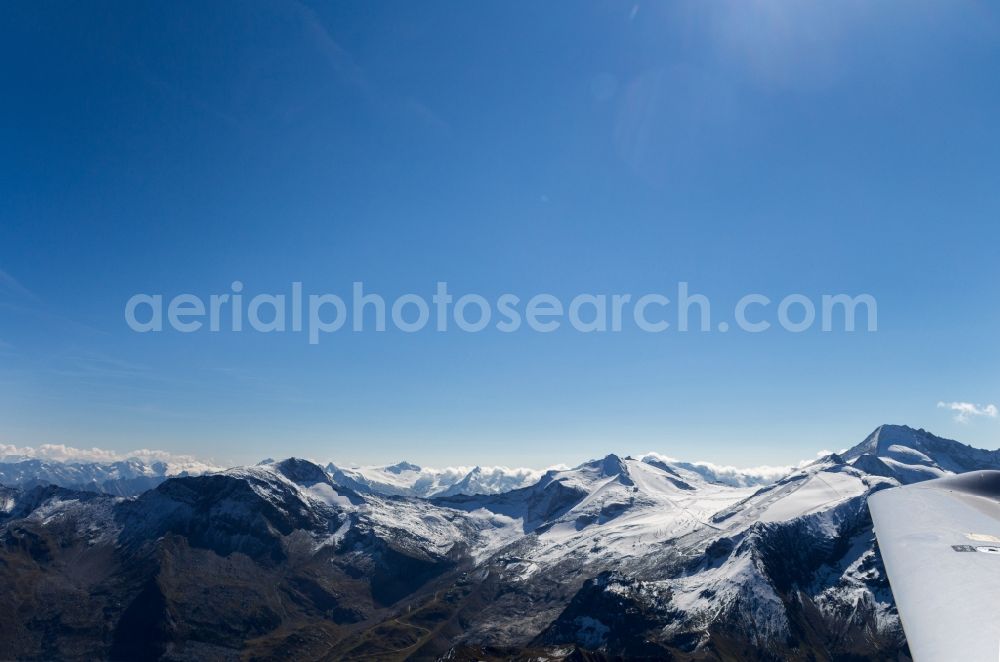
[0,442,218,474]
[641,451,795,487]
[938,401,999,423]
[640,447,851,488]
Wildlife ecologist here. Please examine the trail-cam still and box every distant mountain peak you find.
[592,454,629,477]
[272,457,331,486]
[845,424,928,458]
[843,424,1000,484]
[384,461,421,474]
[0,456,205,496]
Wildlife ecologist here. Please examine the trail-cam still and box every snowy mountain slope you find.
[432,426,966,657]
[513,426,982,658]
[437,454,759,575]
[0,423,994,659]
[624,458,900,656]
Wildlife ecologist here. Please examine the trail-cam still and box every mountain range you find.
[0,457,195,497]
[0,424,995,660]
[323,461,547,498]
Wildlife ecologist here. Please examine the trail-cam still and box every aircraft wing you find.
[868,470,1000,662]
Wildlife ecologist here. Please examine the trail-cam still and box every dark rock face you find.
[109,577,172,661]
[273,457,332,487]
[117,472,332,562]
[537,573,675,657]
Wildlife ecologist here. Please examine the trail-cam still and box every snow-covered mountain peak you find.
[532,454,634,494]
[844,424,1000,483]
[269,457,332,487]
[384,460,421,474]
[594,453,629,478]
[846,424,930,458]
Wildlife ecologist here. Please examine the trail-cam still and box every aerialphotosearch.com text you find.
[124,282,878,344]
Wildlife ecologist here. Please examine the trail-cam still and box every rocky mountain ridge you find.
[0,424,989,660]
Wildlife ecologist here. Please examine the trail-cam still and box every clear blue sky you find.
[2,1,999,468]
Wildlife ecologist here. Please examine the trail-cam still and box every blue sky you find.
[2,1,999,468]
